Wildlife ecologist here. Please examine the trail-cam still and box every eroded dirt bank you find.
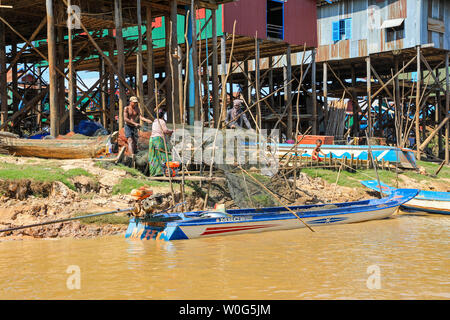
[1,155,449,240]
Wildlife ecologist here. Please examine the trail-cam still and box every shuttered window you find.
[332,18,352,41]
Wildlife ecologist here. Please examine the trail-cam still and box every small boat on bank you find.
[0,134,111,159]
[361,180,450,215]
[125,188,418,241]
[243,141,417,169]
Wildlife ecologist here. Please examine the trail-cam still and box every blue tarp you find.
[74,120,106,136]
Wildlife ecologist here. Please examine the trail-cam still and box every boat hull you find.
[361,180,450,215]
[125,189,418,241]
[250,143,417,169]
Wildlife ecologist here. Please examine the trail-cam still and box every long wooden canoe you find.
[0,135,111,159]
[125,188,418,241]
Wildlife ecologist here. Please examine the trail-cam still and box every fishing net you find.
[168,123,282,208]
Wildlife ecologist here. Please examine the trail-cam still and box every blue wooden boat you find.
[125,189,418,241]
[361,180,450,215]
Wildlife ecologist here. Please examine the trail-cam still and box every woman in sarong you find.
[148,110,173,176]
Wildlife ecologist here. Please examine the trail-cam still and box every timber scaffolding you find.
[0,0,448,166]
[0,0,316,139]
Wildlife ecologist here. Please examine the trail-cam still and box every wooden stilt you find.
[366,56,372,138]
[211,8,219,127]
[146,6,155,114]
[312,48,317,134]
[285,45,292,140]
[136,0,144,124]
[68,3,75,132]
[108,31,115,132]
[114,0,126,130]
[415,46,421,161]
[100,58,107,127]
[220,33,226,127]
[445,52,449,164]
[323,62,328,129]
[255,38,261,131]
[46,0,58,137]
[11,35,18,114]
[190,0,199,121]
[0,20,6,129]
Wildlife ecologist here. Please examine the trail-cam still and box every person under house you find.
[226,98,252,130]
[124,96,153,156]
[148,109,173,176]
[312,139,326,162]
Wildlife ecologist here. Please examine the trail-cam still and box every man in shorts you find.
[124,96,153,155]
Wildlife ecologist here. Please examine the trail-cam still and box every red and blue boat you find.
[125,189,418,241]
[361,180,450,215]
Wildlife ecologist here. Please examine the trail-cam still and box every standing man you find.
[124,96,153,155]
[226,98,252,129]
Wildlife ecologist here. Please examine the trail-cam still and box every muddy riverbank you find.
[1,155,449,240]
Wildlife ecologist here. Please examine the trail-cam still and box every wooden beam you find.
[114,0,126,130]
[145,6,155,113]
[415,46,421,161]
[211,8,219,128]
[366,56,372,137]
[285,45,292,139]
[312,48,317,134]
[136,0,144,123]
[68,0,75,132]
[446,51,449,164]
[46,0,58,137]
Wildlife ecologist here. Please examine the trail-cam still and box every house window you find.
[332,18,352,42]
[267,0,284,40]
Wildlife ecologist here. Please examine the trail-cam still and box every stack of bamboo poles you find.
[325,99,347,138]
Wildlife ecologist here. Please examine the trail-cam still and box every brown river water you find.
[0,211,448,299]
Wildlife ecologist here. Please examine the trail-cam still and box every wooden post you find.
[436,69,442,157]
[100,58,107,127]
[323,62,328,128]
[351,64,359,137]
[190,0,199,121]
[312,48,317,134]
[11,35,18,114]
[68,3,75,132]
[46,0,58,137]
[114,0,126,130]
[366,56,372,138]
[0,20,6,129]
[57,24,65,134]
[108,31,115,131]
[220,33,226,127]
[269,56,275,108]
[146,6,155,115]
[415,46,421,161]
[211,8,219,127]
[394,56,401,144]
[445,51,449,164]
[171,0,180,123]
[136,0,144,124]
[255,38,261,131]
[285,45,292,140]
